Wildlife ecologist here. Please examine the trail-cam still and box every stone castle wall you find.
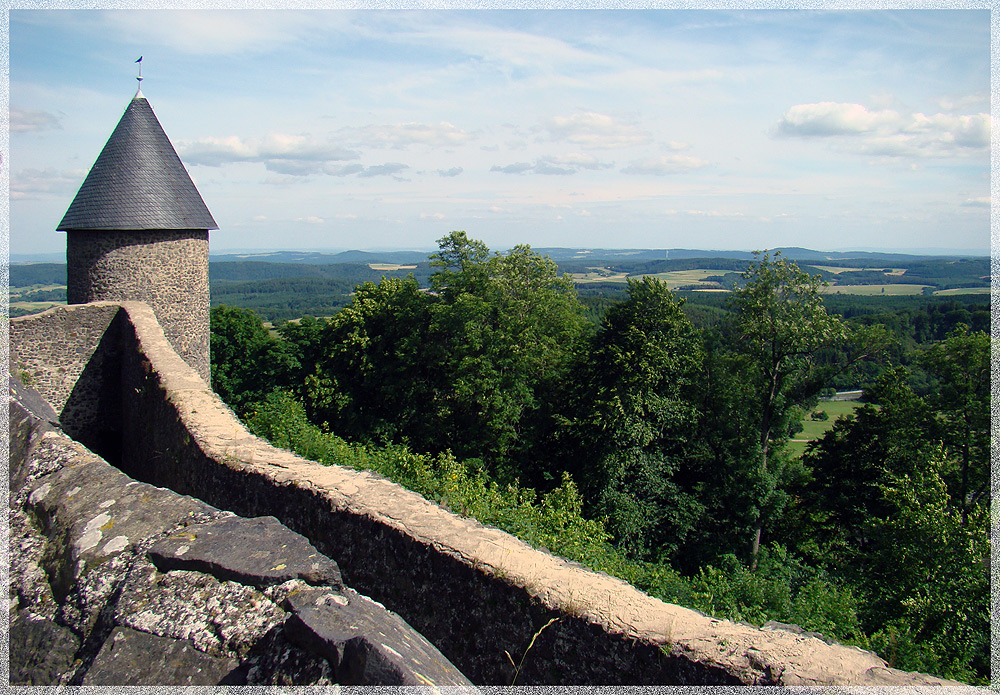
[9,373,473,686]
[8,302,971,687]
[66,230,210,382]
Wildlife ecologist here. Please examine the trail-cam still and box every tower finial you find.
[135,56,143,97]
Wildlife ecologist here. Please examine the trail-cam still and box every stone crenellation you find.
[8,301,974,688]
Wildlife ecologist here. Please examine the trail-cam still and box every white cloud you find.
[491,153,612,176]
[906,113,990,149]
[962,197,991,208]
[541,112,651,149]
[545,152,613,170]
[776,102,991,159]
[324,163,366,177]
[776,102,901,137]
[621,154,710,175]
[438,167,463,177]
[358,163,409,178]
[178,134,359,175]
[11,167,86,199]
[295,216,325,224]
[935,93,989,113]
[11,107,61,132]
[342,122,473,149]
[491,162,535,175]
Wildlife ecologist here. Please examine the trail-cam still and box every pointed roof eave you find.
[57,95,218,232]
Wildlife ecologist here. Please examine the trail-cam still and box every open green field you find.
[811,265,905,275]
[570,267,630,283]
[9,283,68,316]
[571,268,724,289]
[635,269,725,288]
[10,301,64,310]
[787,398,864,458]
[9,283,66,296]
[819,284,930,296]
[933,287,991,295]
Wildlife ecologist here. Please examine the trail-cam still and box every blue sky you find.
[8,9,991,256]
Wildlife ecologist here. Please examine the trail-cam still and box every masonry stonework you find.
[66,230,210,383]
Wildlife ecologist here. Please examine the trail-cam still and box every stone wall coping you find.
[11,301,975,687]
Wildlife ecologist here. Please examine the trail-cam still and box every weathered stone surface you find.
[763,620,831,643]
[283,586,475,686]
[148,514,342,588]
[9,375,460,687]
[9,611,81,685]
[112,560,286,657]
[82,626,242,686]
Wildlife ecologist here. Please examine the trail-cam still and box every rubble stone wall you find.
[9,373,473,687]
[66,229,210,382]
[8,302,970,687]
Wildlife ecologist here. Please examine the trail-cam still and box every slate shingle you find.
[58,95,217,232]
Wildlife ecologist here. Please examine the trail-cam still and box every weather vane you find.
[135,56,143,85]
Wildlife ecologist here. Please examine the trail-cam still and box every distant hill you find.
[205,246,986,266]
[210,250,433,265]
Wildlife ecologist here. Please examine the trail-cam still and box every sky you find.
[7,8,992,256]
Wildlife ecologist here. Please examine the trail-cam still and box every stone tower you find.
[58,86,217,382]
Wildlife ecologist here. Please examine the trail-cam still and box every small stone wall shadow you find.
[59,310,125,465]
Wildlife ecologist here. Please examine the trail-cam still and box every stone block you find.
[9,611,81,685]
[147,514,343,588]
[282,587,475,687]
[82,626,243,685]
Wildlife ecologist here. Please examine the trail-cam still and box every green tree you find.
[568,277,706,561]
[793,357,990,682]
[301,275,438,445]
[426,233,591,473]
[914,324,990,523]
[209,305,297,415]
[297,232,590,475]
[863,453,989,682]
[792,367,937,571]
[729,252,885,568]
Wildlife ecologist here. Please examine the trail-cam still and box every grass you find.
[787,399,864,458]
[809,265,905,275]
[10,301,65,314]
[571,268,725,289]
[9,283,66,296]
[933,287,991,295]
[819,284,930,296]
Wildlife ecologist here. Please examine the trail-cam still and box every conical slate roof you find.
[58,93,217,231]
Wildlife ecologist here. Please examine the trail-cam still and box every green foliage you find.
[300,232,591,474]
[245,391,613,568]
[793,352,990,682]
[688,544,864,644]
[727,251,888,568]
[209,305,298,415]
[861,456,989,683]
[914,324,990,521]
[566,277,706,562]
[298,275,438,445]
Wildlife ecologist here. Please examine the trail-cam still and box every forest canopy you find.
[209,233,990,684]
